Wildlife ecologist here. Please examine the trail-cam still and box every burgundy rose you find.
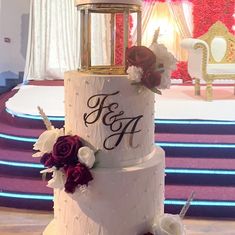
[65,163,93,193]
[141,69,161,89]
[40,153,55,168]
[52,135,83,168]
[126,46,156,71]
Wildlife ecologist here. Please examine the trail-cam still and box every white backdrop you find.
[24,0,79,81]
[24,0,110,81]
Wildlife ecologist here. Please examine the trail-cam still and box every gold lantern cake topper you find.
[76,0,142,75]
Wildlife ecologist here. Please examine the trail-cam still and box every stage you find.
[5,84,235,121]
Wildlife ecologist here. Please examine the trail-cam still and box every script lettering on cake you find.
[83,92,143,150]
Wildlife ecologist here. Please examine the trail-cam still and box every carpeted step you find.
[2,107,64,129]
[0,176,53,210]
[160,144,235,159]
[165,157,235,186]
[0,176,51,194]
[0,148,39,163]
[166,157,235,170]
[166,185,235,201]
[165,185,235,218]
[0,148,43,177]
[0,118,44,138]
[156,133,235,144]
[155,133,235,158]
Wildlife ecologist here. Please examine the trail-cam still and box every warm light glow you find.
[146,19,175,44]
[142,3,176,47]
[139,2,193,61]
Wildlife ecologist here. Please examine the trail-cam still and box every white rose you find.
[40,167,65,189]
[149,43,177,90]
[154,214,185,235]
[47,169,65,189]
[127,66,143,83]
[33,128,64,154]
[78,146,96,169]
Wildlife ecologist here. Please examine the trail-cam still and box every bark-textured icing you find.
[64,71,155,168]
[44,147,165,235]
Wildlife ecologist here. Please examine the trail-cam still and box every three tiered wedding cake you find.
[32,0,186,234]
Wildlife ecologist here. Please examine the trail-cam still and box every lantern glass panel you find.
[78,3,141,75]
[91,13,111,67]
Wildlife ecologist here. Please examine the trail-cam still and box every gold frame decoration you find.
[193,21,235,101]
[77,3,142,75]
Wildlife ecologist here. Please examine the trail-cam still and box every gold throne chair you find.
[181,21,235,101]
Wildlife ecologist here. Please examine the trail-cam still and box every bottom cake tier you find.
[44,146,165,235]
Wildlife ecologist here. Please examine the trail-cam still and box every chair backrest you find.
[199,21,235,64]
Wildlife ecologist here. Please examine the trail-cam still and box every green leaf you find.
[150,87,162,95]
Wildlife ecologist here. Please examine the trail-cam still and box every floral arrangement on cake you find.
[142,214,185,235]
[33,107,96,194]
[126,29,177,94]
[142,192,195,235]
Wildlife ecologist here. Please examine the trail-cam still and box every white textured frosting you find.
[44,147,165,235]
[75,0,142,6]
[64,71,155,168]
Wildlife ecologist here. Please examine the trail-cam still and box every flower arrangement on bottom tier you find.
[33,108,96,194]
[142,192,195,235]
[143,214,185,235]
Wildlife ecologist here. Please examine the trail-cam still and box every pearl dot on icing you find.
[76,92,79,95]
[85,80,89,84]
[75,216,79,220]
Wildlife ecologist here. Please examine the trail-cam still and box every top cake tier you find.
[75,0,142,6]
[64,71,155,168]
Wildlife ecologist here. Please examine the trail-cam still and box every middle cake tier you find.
[64,71,155,168]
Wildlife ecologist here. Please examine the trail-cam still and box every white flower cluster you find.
[33,128,64,157]
[33,128,96,190]
[78,146,96,169]
[127,65,144,83]
[153,214,185,235]
[149,43,177,90]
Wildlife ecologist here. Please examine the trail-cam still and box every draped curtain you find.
[167,1,193,61]
[132,1,193,61]
[24,0,79,81]
[24,0,110,81]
